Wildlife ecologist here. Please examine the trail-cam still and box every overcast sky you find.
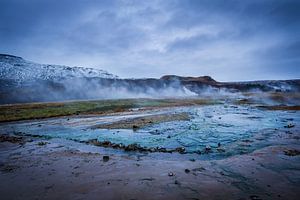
[0,0,299,81]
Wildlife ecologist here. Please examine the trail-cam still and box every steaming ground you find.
[1,54,300,104]
[0,94,300,200]
[1,55,300,199]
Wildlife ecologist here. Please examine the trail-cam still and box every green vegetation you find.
[0,98,216,122]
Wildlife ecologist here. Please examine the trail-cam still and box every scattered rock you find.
[103,155,110,162]
[168,172,175,176]
[0,135,24,144]
[184,169,190,173]
[284,123,295,128]
[204,145,211,152]
[1,164,19,173]
[87,139,186,153]
[102,140,112,146]
[174,180,179,185]
[37,141,48,146]
[175,147,185,154]
[156,146,166,152]
[125,143,144,151]
[284,149,300,156]
[189,158,196,162]
[249,195,262,200]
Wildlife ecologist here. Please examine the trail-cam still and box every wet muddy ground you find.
[0,100,299,200]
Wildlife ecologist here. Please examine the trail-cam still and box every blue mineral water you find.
[0,104,298,159]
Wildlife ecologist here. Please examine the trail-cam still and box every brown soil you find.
[0,135,299,200]
[93,112,190,129]
[257,105,300,111]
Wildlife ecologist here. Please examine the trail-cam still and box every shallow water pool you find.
[0,104,299,159]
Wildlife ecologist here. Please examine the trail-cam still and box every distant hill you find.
[0,54,299,104]
[0,54,117,85]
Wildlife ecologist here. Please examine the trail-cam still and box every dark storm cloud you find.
[0,0,299,81]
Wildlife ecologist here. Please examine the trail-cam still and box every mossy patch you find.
[0,98,215,122]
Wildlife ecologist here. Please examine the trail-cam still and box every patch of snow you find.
[0,54,118,84]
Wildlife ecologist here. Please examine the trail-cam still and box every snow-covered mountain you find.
[0,54,118,84]
[0,54,299,104]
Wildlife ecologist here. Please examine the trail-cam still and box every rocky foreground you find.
[0,126,300,200]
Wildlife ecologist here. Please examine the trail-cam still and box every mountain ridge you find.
[0,54,118,84]
[0,54,299,104]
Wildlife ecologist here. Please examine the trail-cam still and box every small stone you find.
[132,125,139,130]
[189,158,196,162]
[205,145,211,151]
[217,142,221,147]
[184,169,190,173]
[102,141,111,146]
[168,172,174,176]
[174,180,179,184]
[284,123,295,128]
[167,135,171,139]
[159,147,167,153]
[175,147,185,154]
[37,141,47,146]
[103,155,110,162]
[249,195,261,200]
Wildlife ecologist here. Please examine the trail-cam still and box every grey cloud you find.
[0,0,299,81]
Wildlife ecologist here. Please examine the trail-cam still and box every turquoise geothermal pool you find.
[0,104,298,158]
